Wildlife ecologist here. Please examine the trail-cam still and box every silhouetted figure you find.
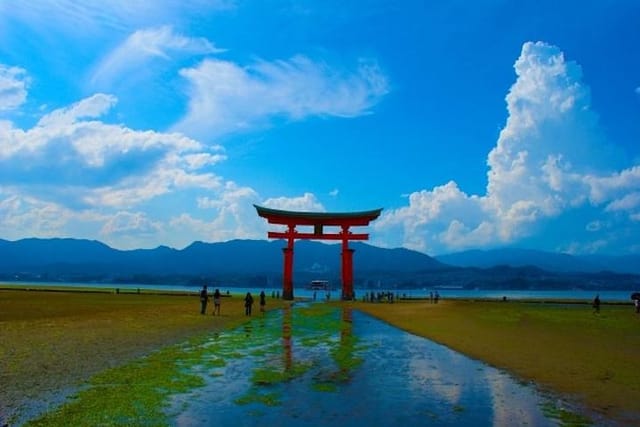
[259,290,266,313]
[434,291,440,304]
[245,292,254,316]
[592,294,601,314]
[199,285,208,315]
[213,288,221,316]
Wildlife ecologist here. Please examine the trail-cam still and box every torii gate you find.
[254,205,382,300]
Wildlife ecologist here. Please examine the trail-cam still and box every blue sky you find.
[0,1,639,255]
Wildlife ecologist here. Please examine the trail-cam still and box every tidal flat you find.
[0,287,285,425]
[355,299,640,425]
[18,302,588,426]
[2,287,639,426]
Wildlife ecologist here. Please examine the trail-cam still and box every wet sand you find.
[354,299,640,426]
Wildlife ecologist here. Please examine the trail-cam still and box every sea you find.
[2,281,637,303]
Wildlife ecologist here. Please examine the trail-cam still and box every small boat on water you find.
[307,280,330,290]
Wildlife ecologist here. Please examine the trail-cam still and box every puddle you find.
[167,304,591,426]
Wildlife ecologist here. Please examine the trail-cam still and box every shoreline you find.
[2,281,637,301]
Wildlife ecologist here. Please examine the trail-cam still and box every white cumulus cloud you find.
[375,41,640,254]
[263,192,325,212]
[0,91,253,249]
[0,94,225,210]
[177,181,264,243]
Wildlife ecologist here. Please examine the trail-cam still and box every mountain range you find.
[0,238,638,290]
[434,248,640,275]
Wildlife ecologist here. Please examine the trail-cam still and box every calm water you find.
[166,304,593,426]
[5,281,637,302]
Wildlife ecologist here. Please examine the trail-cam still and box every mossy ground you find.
[2,289,357,425]
[22,301,364,425]
[0,287,284,425]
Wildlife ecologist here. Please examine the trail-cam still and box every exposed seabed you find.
[167,303,595,426]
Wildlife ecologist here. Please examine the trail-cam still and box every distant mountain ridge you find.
[435,248,640,275]
[0,237,445,280]
[1,238,638,289]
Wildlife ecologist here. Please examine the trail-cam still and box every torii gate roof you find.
[254,205,382,226]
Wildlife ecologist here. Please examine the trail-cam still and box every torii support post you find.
[282,225,295,300]
[341,226,355,300]
[254,205,382,301]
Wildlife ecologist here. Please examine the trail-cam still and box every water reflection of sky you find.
[355,313,556,426]
[402,333,544,426]
[170,305,580,426]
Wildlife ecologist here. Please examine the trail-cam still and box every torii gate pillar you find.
[254,205,382,300]
[341,228,355,300]
[282,226,295,300]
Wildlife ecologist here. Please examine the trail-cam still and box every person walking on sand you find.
[199,285,209,315]
[259,290,266,313]
[592,294,601,314]
[213,288,221,316]
[244,292,254,316]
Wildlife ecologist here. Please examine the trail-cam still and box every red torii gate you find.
[254,205,382,300]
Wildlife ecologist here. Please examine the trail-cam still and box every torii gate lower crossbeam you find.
[254,205,382,300]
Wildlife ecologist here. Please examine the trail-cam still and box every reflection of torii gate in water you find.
[254,205,382,300]
[281,305,354,376]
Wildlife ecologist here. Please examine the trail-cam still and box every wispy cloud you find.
[90,26,223,91]
[173,55,389,139]
[604,190,640,214]
[0,194,73,238]
[36,93,117,128]
[101,211,162,236]
[374,41,640,254]
[0,65,29,111]
[0,1,235,35]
